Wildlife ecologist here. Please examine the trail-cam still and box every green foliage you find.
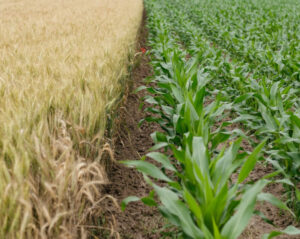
[147,0,300,217]
[123,0,300,237]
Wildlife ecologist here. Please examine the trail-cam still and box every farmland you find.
[0,0,142,238]
[122,0,300,238]
[0,0,300,238]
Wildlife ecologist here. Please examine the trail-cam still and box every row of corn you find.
[123,0,300,238]
[162,0,300,217]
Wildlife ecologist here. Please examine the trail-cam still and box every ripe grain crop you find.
[0,0,142,238]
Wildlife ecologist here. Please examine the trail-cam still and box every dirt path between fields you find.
[101,11,165,239]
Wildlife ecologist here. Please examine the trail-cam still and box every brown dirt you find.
[100,10,165,239]
[100,9,299,239]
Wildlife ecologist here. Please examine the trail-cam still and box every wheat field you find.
[0,0,143,238]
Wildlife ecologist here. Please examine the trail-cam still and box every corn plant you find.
[145,0,300,218]
[122,4,300,237]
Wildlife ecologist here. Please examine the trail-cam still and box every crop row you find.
[123,0,300,238]
[183,0,300,87]
[149,0,300,216]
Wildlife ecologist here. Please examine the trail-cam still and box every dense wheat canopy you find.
[0,0,143,237]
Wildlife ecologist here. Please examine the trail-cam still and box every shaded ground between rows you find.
[101,10,164,239]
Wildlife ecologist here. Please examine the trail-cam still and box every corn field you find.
[123,0,300,238]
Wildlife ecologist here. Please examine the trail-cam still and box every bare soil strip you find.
[101,11,164,239]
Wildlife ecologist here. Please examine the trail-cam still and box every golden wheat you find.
[0,0,143,238]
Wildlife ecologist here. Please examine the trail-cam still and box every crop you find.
[146,0,300,217]
[123,0,300,237]
[0,0,143,238]
[166,0,300,216]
